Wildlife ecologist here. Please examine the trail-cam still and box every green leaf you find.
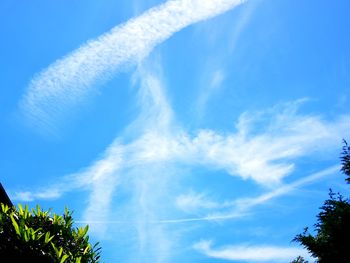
[65,207,69,215]
[23,205,30,220]
[23,231,29,242]
[58,247,63,258]
[60,254,69,263]
[18,204,24,215]
[1,203,9,213]
[10,214,21,236]
[44,231,54,244]
[34,204,41,217]
[83,244,91,255]
[53,214,59,224]
[77,225,89,239]
[51,243,59,257]
[31,227,41,241]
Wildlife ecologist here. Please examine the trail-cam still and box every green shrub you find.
[0,204,101,262]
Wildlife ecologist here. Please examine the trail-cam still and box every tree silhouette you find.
[293,140,350,262]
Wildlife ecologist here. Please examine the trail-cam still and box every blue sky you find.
[1,0,350,262]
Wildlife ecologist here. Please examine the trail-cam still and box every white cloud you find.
[193,240,310,262]
[130,61,174,133]
[211,70,225,88]
[20,0,246,133]
[196,69,226,116]
[79,143,124,235]
[12,190,60,202]
[228,0,260,54]
[11,177,87,202]
[15,46,350,259]
[193,0,258,119]
[12,191,35,202]
[72,164,339,226]
[203,165,340,221]
[110,102,350,189]
[14,101,350,202]
[13,58,350,261]
[175,191,221,213]
[12,1,349,261]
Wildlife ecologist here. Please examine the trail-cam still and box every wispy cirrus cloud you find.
[14,65,348,254]
[193,240,310,262]
[172,165,340,218]
[193,0,259,119]
[175,191,220,213]
[13,60,350,261]
[20,0,246,133]
[14,90,350,204]
[12,1,349,262]
[197,165,340,221]
[195,68,226,117]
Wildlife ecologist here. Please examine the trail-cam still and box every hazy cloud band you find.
[20,0,245,131]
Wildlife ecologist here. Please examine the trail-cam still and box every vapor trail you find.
[75,165,340,225]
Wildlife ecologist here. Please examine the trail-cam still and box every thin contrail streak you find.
[20,0,246,132]
[75,165,339,225]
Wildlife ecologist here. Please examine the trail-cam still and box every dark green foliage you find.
[291,256,309,263]
[341,139,350,183]
[293,140,350,262]
[293,191,350,262]
[0,204,101,262]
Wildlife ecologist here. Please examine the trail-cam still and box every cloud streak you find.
[12,1,349,262]
[14,59,350,261]
[20,0,246,132]
[196,69,226,117]
[199,165,340,221]
[15,93,350,206]
[71,164,339,226]
[193,240,310,262]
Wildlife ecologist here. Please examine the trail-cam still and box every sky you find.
[1,0,350,262]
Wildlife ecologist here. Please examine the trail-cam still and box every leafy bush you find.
[0,204,101,262]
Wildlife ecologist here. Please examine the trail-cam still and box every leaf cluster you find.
[0,204,101,262]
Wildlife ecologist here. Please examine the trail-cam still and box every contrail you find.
[20,0,246,132]
[75,165,339,225]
